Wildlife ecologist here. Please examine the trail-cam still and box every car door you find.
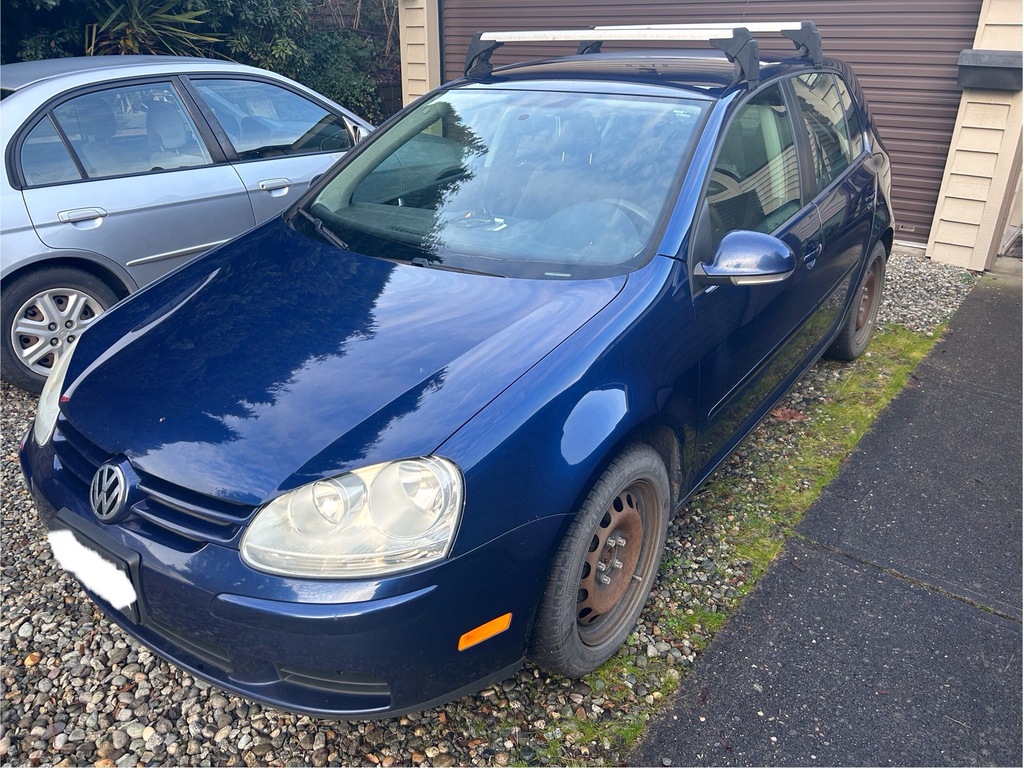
[187,77,358,223]
[690,81,823,474]
[790,72,877,337]
[18,80,255,288]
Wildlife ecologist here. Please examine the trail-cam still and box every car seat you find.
[148,101,208,170]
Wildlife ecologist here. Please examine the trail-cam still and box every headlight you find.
[33,346,76,446]
[240,456,463,578]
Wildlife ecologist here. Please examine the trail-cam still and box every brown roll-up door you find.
[441,0,984,243]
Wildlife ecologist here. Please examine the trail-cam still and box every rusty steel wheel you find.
[826,242,887,362]
[853,255,883,347]
[530,443,670,678]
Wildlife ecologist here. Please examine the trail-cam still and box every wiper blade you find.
[411,257,504,278]
[298,208,350,251]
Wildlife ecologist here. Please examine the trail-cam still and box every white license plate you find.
[47,529,137,610]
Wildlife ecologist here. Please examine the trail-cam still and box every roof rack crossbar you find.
[463,21,823,85]
[595,22,804,32]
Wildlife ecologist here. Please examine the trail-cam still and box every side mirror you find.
[344,117,369,147]
[694,230,796,287]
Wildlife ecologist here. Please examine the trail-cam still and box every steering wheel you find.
[707,170,743,201]
[595,198,656,233]
[318,126,351,152]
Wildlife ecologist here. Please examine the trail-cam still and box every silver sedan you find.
[1,55,371,391]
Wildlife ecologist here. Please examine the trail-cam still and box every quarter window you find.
[48,83,212,179]
[792,73,854,191]
[834,75,864,157]
[708,84,802,247]
[20,115,82,186]
[191,79,352,160]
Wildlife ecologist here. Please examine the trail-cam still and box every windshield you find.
[301,87,707,279]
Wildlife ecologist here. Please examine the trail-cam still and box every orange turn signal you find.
[458,613,512,651]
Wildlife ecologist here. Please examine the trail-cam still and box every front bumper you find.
[20,426,560,718]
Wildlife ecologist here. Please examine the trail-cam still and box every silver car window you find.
[51,83,212,179]
[20,115,82,186]
[191,79,352,160]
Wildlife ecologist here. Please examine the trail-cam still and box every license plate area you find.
[49,509,142,623]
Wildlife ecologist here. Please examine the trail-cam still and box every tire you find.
[530,443,670,678]
[1,268,119,394]
[826,242,886,362]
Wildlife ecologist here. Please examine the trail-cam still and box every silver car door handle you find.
[258,178,292,192]
[58,207,108,224]
[803,241,822,266]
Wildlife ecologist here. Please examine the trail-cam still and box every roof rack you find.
[464,21,823,89]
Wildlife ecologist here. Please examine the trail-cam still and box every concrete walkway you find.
[631,266,1023,766]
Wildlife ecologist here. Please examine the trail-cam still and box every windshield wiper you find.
[298,208,350,251]
[411,257,504,278]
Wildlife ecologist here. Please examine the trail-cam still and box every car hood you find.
[62,218,625,505]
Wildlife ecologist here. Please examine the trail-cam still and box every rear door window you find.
[50,83,212,179]
[792,73,854,192]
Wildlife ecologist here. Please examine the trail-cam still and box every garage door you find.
[442,0,984,244]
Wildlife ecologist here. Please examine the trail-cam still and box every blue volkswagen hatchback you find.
[21,23,893,718]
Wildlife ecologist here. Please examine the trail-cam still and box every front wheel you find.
[826,242,886,361]
[530,443,670,678]
[1,268,119,393]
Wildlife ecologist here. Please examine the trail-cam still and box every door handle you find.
[57,207,108,224]
[258,178,292,195]
[803,241,822,267]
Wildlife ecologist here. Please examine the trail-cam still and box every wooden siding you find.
[440,0,985,244]
[927,0,1023,270]
[399,0,442,106]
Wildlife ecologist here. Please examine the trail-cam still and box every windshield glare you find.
[304,88,706,279]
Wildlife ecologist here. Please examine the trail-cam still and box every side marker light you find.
[458,613,512,651]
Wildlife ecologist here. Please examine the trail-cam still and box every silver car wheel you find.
[11,287,106,378]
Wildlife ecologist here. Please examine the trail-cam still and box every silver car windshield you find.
[303,88,707,278]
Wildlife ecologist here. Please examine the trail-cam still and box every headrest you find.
[147,100,188,150]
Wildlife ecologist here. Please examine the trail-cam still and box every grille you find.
[52,417,254,546]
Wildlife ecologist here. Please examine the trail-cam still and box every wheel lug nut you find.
[48,323,58,331]
[615,536,626,547]
[596,562,607,572]
[49,338,59,346]
[612,559,623,570]
[598,574,611,585]
[65,320,74,329]
[67,336,76,343]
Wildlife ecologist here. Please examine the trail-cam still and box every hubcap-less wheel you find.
[577,486,646,645]
[854,258,882,346]
[825,243,886,362]
[11,288,105,378]
[530,444,670,678]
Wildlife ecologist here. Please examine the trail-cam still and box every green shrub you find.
[296,27,386,123]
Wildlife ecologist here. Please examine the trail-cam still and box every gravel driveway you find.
[0,250,976,767]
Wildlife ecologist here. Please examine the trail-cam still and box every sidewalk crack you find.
[792,533,1023,624]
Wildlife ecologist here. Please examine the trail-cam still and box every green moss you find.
[541,325,941,762]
